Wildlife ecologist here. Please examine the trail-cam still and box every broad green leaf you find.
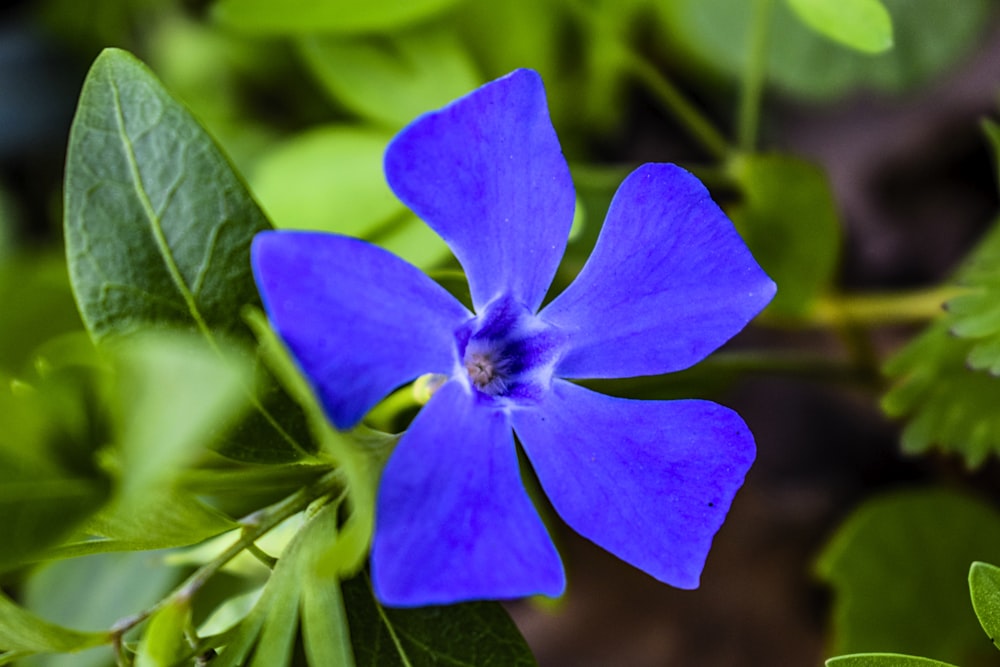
[135,600,192,667]
[827,655,959,667]
[298,26,481,129]
[729,153,840,317]
[0,591,107,654]
[659,0,990,100]
[22,551,180,667]
[64,47,312,463]
[816,489,1000,663]
[65,48,267,343]
[969,562,1000,648]
[251,126,450,269]
[786,0,893,53]
[211,0,463,34]
[882,221,1000,466]
[342,574,536,666]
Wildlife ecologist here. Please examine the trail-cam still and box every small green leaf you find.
[135,599,192,667]
[882,220,1000,466]
[298,26,481,129]
[969,561,1000,648]
[729,153,841,317]
[826,654,959,667]
[211,0,463,34]
[786,0,893,53]
[0,591,108,654]
[659,0,990,100]
[816,488,1000,663]
[64,47,312,463]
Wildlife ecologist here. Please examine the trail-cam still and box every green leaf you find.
[251,125,450,270]
[135,600,192,667]
[0,591,108,654]
[786,0,893,54]
[65,47,266,344]
[659,0,990,100]
[64,47,313,463]
[826,654,959,667]
[729,153,841,317]
[969,561,1000,648]
[211,0,464,34]
[342,574,536,667]
[882,221,1000,466]
[298,25,481,129]
[816,488,1000,664]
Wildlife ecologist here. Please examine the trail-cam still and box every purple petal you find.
[541,163,776,379]
[251,231,470,430]
[384,69,575,313]
[371,380,564,606]
[512,380,755,589]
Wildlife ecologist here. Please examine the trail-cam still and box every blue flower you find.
[251,69,776,606]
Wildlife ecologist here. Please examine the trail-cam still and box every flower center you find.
[455,295,564,402]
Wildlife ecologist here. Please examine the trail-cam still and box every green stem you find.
[623,51,731,160]
[738,0,773,151]
[109,469,344,665]
[800,287,963,328]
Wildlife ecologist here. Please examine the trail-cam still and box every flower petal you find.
[384,68,575,313]
[251,231,470,429]
[372,380,564,606]
[541,163,776,379]
[512,380,755,589]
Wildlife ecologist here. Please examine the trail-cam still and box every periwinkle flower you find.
[251,69,776,606]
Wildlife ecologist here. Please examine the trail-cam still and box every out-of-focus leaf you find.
[985,120,1000,193]
[211,0,463,34]
[112,333,251,498]
[816,489,1000,664]
[659,0,990,100]
[826,655,959,667]
[298,26,481,129]
[729,153,840,317]
[882,219,1000,466]
[969,561,1000,649]
[251,126,450,270]
[0,591,107,655]
[786,0,893,53]
[0,255,82,374]
[64,47,312,463]
[22,551,180,667]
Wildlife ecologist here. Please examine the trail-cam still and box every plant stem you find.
[109,469,344,665]
[801,287,963,328]
[623,51,731,161]
[738,0,773,151]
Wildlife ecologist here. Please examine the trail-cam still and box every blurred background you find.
[4,0,1000,665]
